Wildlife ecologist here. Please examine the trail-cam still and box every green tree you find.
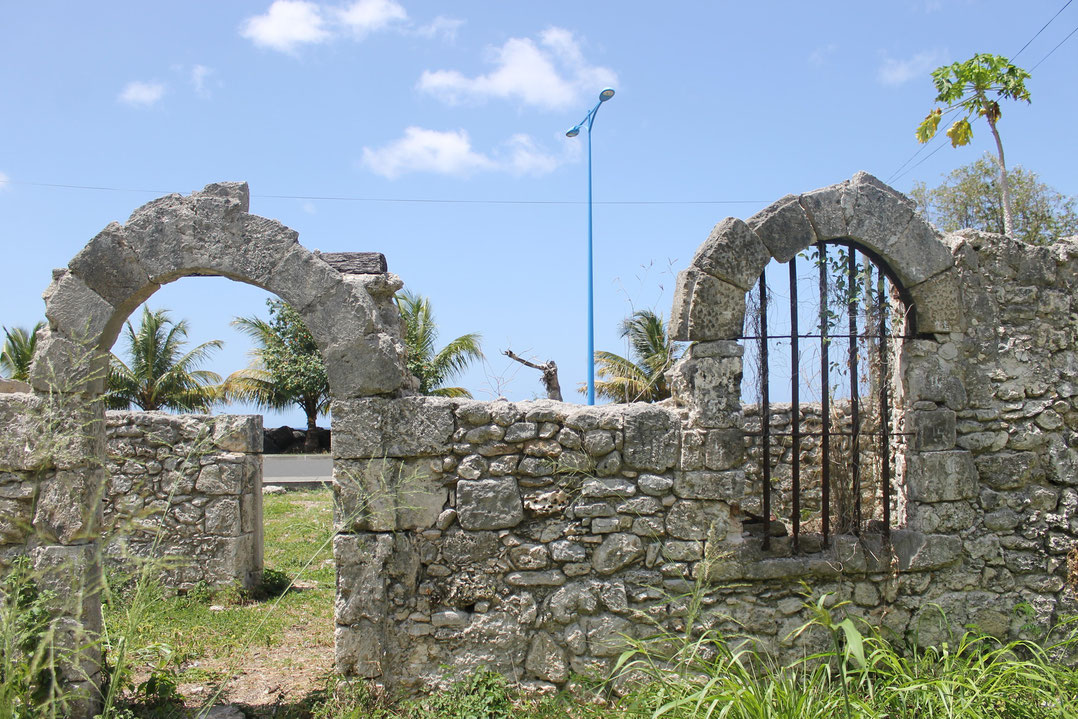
[106,306,223,412]
[223,299,329,452]
[1,322,44,382]
[397,290,483,398]
[915,53,1031,238]
[911,156,1078,245]
[586,309,681,403]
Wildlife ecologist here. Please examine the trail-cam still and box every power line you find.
[7,180,768,206]
[1014,0,1073,59]
[885,107,960,186]
[887,1,1075,187]
[1032,21,1078,69]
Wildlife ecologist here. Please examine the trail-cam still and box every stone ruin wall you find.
[102,410,263,591]
[5,174,1078,714]
[327,178,1078,691]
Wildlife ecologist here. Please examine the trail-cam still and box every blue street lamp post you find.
[566,87,615,406]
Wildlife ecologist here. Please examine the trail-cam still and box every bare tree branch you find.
[503,349,562,401]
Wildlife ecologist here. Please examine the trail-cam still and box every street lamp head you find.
[565,125,581,138]
[599,87,615,102]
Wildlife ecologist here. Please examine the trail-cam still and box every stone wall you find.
[328,176,1078,693]
[9,174,1078,714]
[102,410,264,591]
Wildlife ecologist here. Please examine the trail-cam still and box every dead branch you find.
[503,349,562,401]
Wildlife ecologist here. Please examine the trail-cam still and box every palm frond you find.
[1,322,45,382]
[397,290,483,397]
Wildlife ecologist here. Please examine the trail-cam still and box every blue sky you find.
[2,1,1076,428]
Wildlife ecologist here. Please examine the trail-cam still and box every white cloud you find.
[240,0,330,52]
[0,171,9,191]
[499,134,560,176]
[417,27,617,110]
[336,0,407,38]
[362,127,563,179]
[118,81,165,107]
[363,128,495,179]
[878,49,947,86]
[415,16,464,42]
[191,65,213,96]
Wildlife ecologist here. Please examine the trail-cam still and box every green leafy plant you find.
[0,557,64,719]
[106,306,224,412]
[396,290,483,398]
[911,155,1078,245]
[916,53,1032,238]
[586,309,681,403]
[224,299,329,452]
[1,322,45,383]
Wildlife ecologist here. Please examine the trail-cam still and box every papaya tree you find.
[915,53,1031,238]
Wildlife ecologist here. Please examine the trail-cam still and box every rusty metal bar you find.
[848,250,861,536]
[759,271,771,550]
[878,266,891,540]
[790,257,800,551]
[819,243,831,544]
[739,333,916,341]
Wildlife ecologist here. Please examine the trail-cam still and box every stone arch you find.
[32,181,409,400]
[24,182,411,715]
[670,171,964,342]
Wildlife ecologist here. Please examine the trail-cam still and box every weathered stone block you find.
[907,269,965,334]
[66,222,158,312]
[457,478,523,530]
[33,468,104,544]
[800,181,852,240]
[525,632,568,683]
[845,172,917,249]
[323,332,409,399]
[904,349,967,410]
[592,533,644,575]
[670,269,747,341]
[332,396,456,458]
[891,530,963,571]
[29,327,110,397]
[907,451,978,502]
[883,213,953,288]
[672,470,744,500]
[909,407,956,451]
[974,452,1042,490]
[335,458,444,531]
[667,354,742,427]
[746,194,818,263]
[704,429,744,470]
[621,404,679,472]
[665,500,730,541]
[690,217,771,291]
[212,414,262,453]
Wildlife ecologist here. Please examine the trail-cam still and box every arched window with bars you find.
[740,242,912,550]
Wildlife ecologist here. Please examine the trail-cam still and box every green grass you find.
[103,489,335,687]
[98,488,1078,719]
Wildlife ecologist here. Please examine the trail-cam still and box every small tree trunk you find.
[304,402,320,453]
[986,112,1016,238]
[503,350,563,401]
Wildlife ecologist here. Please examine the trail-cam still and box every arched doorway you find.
[27,181,410,714]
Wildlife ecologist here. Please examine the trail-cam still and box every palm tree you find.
[106,306,223,412]
[223,300,329,452]
[589,309,681,403]
[397,290,483,398]
[1,322,45,382]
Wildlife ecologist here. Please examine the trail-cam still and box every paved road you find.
[262,454,332,489]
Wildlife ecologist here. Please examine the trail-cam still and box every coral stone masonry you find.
[3,174,1078,715]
